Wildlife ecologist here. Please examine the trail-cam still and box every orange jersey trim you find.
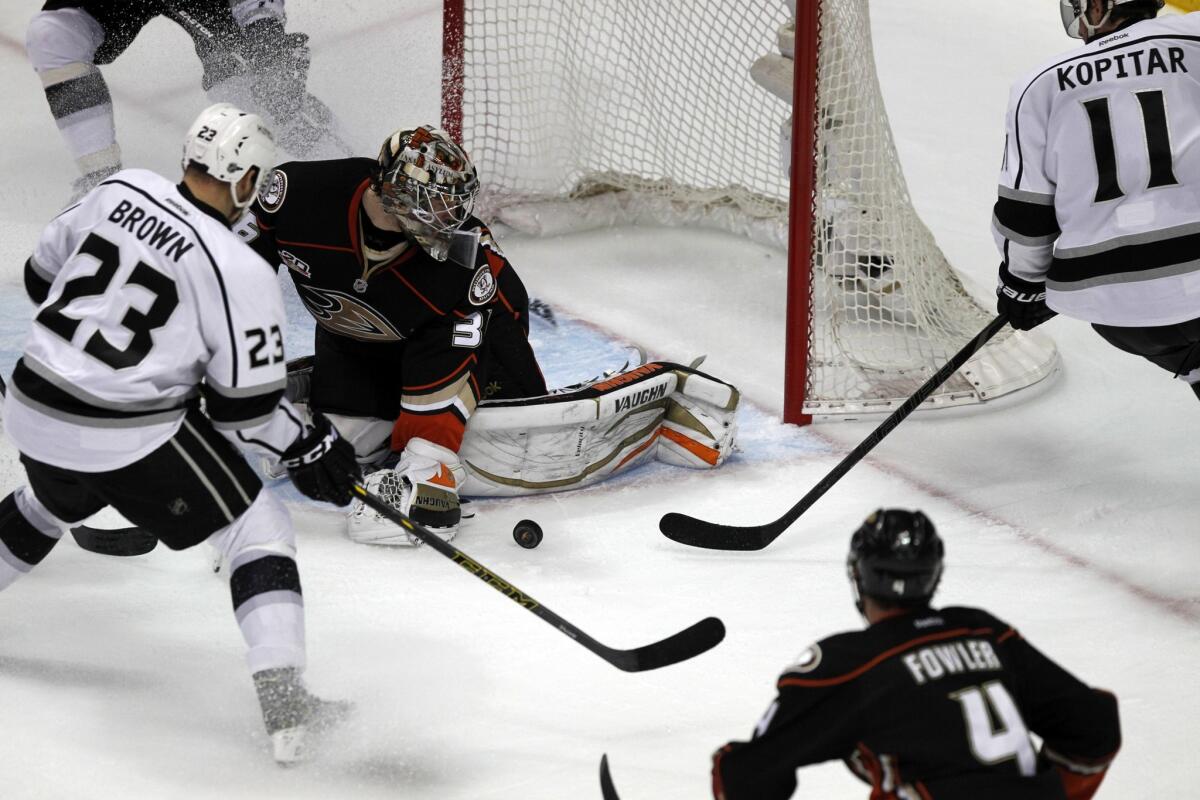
[392,410,466,454]
[777,627,995,689]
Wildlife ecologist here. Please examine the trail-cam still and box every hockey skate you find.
[253,667,351,764]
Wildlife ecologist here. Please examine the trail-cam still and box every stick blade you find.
[606,616,726,672]
[658,512,776,551]
[599,754,620,800]
[70,525,157,557]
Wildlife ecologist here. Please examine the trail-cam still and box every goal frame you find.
[439,0,1056,427]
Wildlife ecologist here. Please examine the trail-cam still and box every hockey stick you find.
[660,314,1011,550]
[0,374,157,557]
[70,525,157,556]
[351,484,726,671]
[170,8,355,157]
[599,754,621,800]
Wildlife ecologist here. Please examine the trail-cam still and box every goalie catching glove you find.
[347,438,464,546]
[280,413,360,506]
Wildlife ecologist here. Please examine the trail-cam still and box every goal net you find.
[442,0,1058,422]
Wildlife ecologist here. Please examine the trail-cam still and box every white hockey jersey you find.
[4,168,305,471]
[994,13,1200,327]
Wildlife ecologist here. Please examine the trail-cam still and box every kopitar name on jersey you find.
[1056,43,1186,90]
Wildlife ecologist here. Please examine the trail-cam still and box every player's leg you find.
[0,478,102,591]
[1092,318,1200,399]
[207,489,349,762]
[82,408,346,761]
[25,4,141,200]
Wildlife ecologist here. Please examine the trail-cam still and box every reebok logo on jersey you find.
[108,200,194,262]
[1057,46,1187,92]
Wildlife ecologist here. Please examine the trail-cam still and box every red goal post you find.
[441,0,1058,425]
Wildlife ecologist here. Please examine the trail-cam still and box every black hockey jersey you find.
[240,157,544,454]
[712,606,1119,800]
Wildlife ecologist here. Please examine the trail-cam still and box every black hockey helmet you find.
[847,509,944,613]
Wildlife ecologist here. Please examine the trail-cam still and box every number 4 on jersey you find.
[950,681,1037,775]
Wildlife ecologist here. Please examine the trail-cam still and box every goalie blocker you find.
[458,361,739,496]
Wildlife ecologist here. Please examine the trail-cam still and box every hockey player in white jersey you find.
[0,103,360,763]
[993,1,1200,399]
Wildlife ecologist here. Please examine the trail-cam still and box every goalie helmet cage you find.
[440,0,1058,424]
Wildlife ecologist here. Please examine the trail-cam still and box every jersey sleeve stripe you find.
[201,382,286,426]
[24,258,53,305]
[776,627,995,688]
[15,356,195,414]
[993,196,1060,241]
[1049,227,1200,286]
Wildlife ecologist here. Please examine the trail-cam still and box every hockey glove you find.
[280,413,360,506]
[997,262,1056,331]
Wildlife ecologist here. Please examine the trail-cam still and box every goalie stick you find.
[659,314,1010,550]
[352,483,726,671]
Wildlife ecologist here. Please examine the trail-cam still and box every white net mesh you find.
[455,0,1058,416]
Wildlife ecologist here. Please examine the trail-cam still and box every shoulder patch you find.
[257,168,288,212]
[786,643,822,674]
[469,264,498,306]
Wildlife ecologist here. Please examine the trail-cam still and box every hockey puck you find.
[513,519,544,549]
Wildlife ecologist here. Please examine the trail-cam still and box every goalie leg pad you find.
[657,371,739,469]
[659,394,738,468]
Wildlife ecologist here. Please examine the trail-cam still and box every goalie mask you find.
[372,126,480,264]
[1059,0,1163,39]
[846,509,943,616]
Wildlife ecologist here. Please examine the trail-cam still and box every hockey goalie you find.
[238,123,740,548]
[283,357,740,546]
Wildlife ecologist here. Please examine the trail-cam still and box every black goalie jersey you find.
[238,157,545,455]
[712,607,1119,800]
